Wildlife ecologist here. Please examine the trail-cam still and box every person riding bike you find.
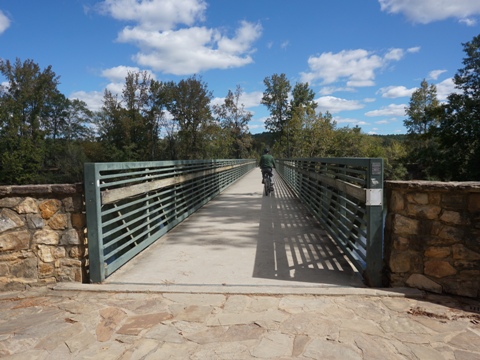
[259,148,276,184]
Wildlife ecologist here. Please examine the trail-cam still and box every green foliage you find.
[4,33,480,185]
[166,75,213,160]
[261,73,291,136]
[262,75,321,157]
[212,85,253,159]
[0,58,94,184]
[96,71,166,162]
[401,34,480,181]
[435,34,480,181]
[404,79,440,136]
[0,137,44,184]
[402,79,443,179]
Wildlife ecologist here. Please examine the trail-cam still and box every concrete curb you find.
[53,282,425,298]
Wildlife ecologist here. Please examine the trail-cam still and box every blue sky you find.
[1,1,480,135]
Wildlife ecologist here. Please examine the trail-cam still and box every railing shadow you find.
[253,171,365,287]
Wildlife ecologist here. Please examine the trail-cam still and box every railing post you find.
[364,159,384,287]
[84,163,105,283]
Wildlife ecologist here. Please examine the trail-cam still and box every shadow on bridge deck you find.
[103,168,366,293]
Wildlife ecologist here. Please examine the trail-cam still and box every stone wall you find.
[0,184,87,290]
[385,181,480,298]
[2,180,480,296]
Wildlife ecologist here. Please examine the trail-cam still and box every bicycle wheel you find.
[264,175,271,196]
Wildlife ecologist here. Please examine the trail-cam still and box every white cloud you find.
[376,120,390,124]
[384,48,404,61]
[70,91,104,112]
[121,21,261,75]
[378,0,480,25]
[300,48,408,87]
[365,103,406,117]
[240,91,263,108]
[248,116,268,133]
[98,0,207,31]
[334,116,368,126]
[0,11,10,34]
[101,65,158,94]
[212,90,263,111]
[436,77,462,101]
[428,69,447,80]
[0,80,9,92]
[101,65,155,83]
[378,85,416,98]
[407,46,421,53]
[460,17,477,26]
[315,96,364,114]
[319,86,354,95]
[98,0,262,75]
[105,82,124,96]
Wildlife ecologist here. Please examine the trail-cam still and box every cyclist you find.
[259,148,276,184]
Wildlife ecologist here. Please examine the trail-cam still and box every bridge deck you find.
[105,169,365,290]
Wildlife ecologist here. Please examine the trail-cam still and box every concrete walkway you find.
[2,169,480,358]
[103,168,365,293]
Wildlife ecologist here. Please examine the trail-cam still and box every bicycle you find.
[262,170,274,196]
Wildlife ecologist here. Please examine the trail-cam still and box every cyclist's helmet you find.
[263,148,270,154]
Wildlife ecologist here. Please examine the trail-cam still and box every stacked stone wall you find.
[385,181,480,298]
[0,184,87,290]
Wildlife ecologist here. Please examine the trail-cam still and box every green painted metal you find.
[84,159,256,283]
[276,157,384,286]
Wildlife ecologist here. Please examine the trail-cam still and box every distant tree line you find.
[1,33,479,185]
[0,63,254,184]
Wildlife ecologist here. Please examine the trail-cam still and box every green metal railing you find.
[84,159,256,283]
[276,158,384,286]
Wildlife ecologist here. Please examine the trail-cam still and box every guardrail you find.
[84,159,256,283]
[276,158,384,286]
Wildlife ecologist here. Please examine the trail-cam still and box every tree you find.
[96,88,127,161]
[166,75,213,160]
[261,73,291,137]
[404,79,440,136]
[437,34,480,180]
[122,71,165,160]
[283,82,317,157]
[62,99,94,141]
[403,79,442,179]
[289,82,317,115]
[43,96,95,182]
[213,85,253,158]
[96,71,166,161]
[302,111,336,158]
[0,58,61,184]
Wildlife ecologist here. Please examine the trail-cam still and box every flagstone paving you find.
[1,286,479,359]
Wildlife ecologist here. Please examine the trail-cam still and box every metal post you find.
[364,159,384,287]
[84,163,105,283]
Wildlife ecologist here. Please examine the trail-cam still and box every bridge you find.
[84,158,384,290]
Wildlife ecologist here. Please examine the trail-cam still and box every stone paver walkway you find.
[1,287,480,359]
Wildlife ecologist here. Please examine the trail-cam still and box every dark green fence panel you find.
[84,159,255,283]
[276,158,384,286]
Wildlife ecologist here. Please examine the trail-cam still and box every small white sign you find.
[366,189,383,206]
